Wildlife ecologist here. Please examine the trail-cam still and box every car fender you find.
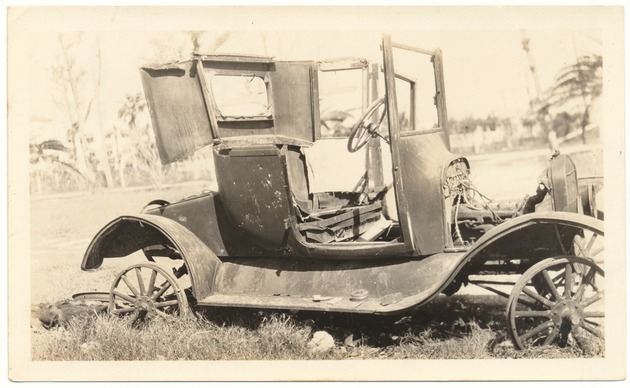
[81,214,221,301]
[379,212,602,313]
[460,211,604,265]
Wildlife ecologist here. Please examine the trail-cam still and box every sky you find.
[18,7,603,143]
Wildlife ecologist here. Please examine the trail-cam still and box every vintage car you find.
[80,35,604,350]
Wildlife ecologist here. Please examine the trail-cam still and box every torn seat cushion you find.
[302,138,368,193]
[298,202,383,243]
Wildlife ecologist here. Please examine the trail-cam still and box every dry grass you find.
[31,295,603,361]
[33,312,320,361]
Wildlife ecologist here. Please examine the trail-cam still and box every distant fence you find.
[449,128,532,155]
[449,124,599,156]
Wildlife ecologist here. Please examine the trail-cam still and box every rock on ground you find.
[308,330,335,353]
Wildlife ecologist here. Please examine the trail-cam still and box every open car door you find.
[382,35,454,255]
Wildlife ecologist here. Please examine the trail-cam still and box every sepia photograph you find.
[7,4,626,382]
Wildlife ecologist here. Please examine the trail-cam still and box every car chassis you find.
[79,35,604,350]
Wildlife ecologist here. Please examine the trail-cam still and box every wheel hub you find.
[136,295,156,314]
[551,299,584,328]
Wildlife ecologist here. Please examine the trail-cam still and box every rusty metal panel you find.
[382,35,452,255]
[284,146,312,212]
[460,212,604,265]
[81,214,222,301]
[269,62,317,142]
[209,252,465,313]
[213,146,292,251]
[140,63,215,164]
[396,133,453,253]
[141,58,316,159]
[549,154,579,213]
[158,193,268,257]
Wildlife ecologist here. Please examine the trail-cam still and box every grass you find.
[31,295,603,361]
[33,311,322,361]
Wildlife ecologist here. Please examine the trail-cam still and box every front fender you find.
[461,211,604,265]
[82,214,222,301]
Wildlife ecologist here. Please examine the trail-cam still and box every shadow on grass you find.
[193,293,602,359]
[195,294,508,349]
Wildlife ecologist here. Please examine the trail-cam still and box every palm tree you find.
[117,93,166,187]
[547,54,602,143]
[116,93,147,187]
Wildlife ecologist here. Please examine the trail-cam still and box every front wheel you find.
[506,256,604,351]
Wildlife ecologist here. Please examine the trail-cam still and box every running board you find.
[203,252,467,314]
[198,294,385,314]
[198,283,453,315]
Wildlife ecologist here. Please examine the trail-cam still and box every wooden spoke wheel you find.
[530,221,604,295]
[571,224,604,265]
[507,256,604,350]
[109,263,188,320]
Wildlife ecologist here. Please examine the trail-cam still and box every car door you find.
[382,35,454,255]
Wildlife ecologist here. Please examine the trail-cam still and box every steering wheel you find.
[347,98,387,153]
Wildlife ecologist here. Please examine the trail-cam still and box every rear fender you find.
[81,214,221,301]
[460,211,604,265]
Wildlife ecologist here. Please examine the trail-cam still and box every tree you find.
[116,93,149,187]
[184,30,231,54]
[148,31,232,63]
[50,33,114,188]
[547,54,602,144]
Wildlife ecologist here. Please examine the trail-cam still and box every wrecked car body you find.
[80,35,604,350]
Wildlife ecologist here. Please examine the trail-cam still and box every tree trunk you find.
[93,37,114,188]
[35,171,42,194]
[113,128,126,188]
[581,108,590,144]
[73,133,95,185]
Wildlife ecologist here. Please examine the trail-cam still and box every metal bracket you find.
[284,217,297,229]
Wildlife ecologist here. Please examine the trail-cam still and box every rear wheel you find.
[506,256,604,350]
[108,263,189,321]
